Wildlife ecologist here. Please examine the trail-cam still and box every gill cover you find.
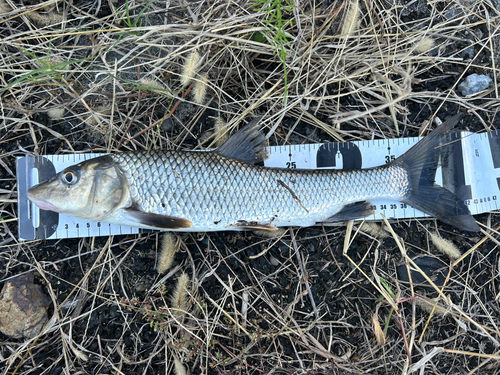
[27,155,129,221]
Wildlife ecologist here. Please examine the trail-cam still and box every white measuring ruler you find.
[17,130,500,240]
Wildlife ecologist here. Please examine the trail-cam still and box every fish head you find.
[27,155,129,221]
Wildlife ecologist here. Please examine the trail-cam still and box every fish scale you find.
[113,151,409,231]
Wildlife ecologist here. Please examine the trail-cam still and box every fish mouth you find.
[27,190,60,212]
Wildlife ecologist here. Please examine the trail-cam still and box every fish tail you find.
[396,113,480,231]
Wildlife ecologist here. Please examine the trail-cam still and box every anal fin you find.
[324,201,375,222]
[124,208,192,229]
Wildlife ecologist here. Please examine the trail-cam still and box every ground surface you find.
[1,0,500,374]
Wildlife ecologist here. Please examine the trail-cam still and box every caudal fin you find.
[395,113,480,232]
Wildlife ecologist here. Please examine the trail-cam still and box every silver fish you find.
[27,114,479,232]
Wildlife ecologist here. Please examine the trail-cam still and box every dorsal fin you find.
[216,117,269,164]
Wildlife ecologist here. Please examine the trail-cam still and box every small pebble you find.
[461,46,475,59]
[0,273,51,339]
[458,74,492,96]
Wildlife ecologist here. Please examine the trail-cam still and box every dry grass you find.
[1,0,500,374]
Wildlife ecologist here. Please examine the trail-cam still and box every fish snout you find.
[27,188,60,212]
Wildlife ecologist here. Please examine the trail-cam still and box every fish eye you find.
[62,170,79,185]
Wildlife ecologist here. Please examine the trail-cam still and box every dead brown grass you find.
[1,0,500,374]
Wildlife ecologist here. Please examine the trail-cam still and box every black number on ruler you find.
[385,155,396,164]
[286,161,297,168]
[316,142,362,169]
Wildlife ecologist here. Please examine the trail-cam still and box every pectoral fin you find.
[124,208,192,229]
[324,201,375,222]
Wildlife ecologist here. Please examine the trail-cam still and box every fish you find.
[27,114,480,232]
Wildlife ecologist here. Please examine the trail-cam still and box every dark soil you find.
[1,0,500,374]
